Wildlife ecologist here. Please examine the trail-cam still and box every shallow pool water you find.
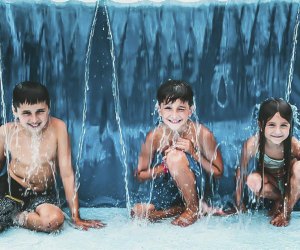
[1,208,299,250]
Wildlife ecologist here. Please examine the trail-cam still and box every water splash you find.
[0,45,11,194]
[285,4,300,102]
[74,0,100,209]
[104,3,131,212]
[0,47,7,130]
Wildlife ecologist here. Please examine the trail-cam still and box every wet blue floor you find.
[1,208,299,250]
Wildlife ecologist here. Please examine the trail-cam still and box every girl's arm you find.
[235,136,258,210]
[291,137,300,159]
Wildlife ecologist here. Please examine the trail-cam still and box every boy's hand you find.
[174,137,195,154]
[73,217,106,230]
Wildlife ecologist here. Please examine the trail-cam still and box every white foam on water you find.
[1,208,300,250]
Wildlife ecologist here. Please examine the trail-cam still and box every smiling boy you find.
[0,81,105,232]
[131,79,223,227]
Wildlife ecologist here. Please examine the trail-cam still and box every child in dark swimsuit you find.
[131,79,224,227]
[0,81,105,232]
[235,98,300,227]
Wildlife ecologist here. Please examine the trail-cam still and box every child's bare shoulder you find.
[291,136,300,157]
[194,122,214,139]
[243,135,259,158]
[49,117,68,134]
[0,122,16,136]
[245,135,258,147]
[145,127,161,142]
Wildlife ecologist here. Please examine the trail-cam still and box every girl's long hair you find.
[258,98,293,198]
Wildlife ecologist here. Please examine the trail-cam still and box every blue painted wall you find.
[0,1,300,207]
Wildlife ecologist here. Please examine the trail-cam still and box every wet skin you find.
[0,102,105,231]
[133,100,223,227]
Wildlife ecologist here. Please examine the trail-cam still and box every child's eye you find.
[164,107,172,110]
[22,112,31,116]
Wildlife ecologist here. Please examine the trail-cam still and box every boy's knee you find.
[166,150,187,169]
[39,208,64,232]
[44,210,64,232]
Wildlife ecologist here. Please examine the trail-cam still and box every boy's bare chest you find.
[8,132,57,164]
[155,133,196,151]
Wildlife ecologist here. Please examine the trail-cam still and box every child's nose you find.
[171,110,178,117]
[275,126,282,134]
[31,114,38,123]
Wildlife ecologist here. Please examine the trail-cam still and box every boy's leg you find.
[0,195,23,231]
[166,149,199,227]
[271,161,300,227]
[131,203,184,221]
[16,203,64,232]
[131,203,155,219]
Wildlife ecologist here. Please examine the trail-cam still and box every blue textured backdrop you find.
[0,1,300,207]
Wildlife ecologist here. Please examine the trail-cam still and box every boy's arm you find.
[56,120,105,229]
[0,125,6,172]
[136,131,165,182]
[194,127,224,178]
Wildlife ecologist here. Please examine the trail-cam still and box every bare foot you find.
[131,204,155,219]
[211,209,227,216]
[171,209,198,227]
[131,205,185,222]
[270,211,290,227]
[148,206,185,222]
[268,201,282,218]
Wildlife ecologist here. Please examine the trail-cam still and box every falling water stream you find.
[104,2,131,212]
[285,4,300,102]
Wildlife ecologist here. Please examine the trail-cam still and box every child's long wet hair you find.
[13,81,50,110]
[258,98,293,198]
[157,79,193,106]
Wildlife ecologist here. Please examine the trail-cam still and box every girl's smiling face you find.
[159,99,192,132]
[264,112,290,145]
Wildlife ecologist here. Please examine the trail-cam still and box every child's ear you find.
[257,121,262,130]
[12,105,17,116]
[189,105,195,116]
[156,102,161,116]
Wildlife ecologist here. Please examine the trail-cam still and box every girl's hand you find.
[174,137,195,154]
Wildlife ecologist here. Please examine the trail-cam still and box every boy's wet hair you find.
[157,79,193,106]
[13,81,50,110]
[257,97,293,199]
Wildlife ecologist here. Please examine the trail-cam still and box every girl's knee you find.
[246,173,262,193]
